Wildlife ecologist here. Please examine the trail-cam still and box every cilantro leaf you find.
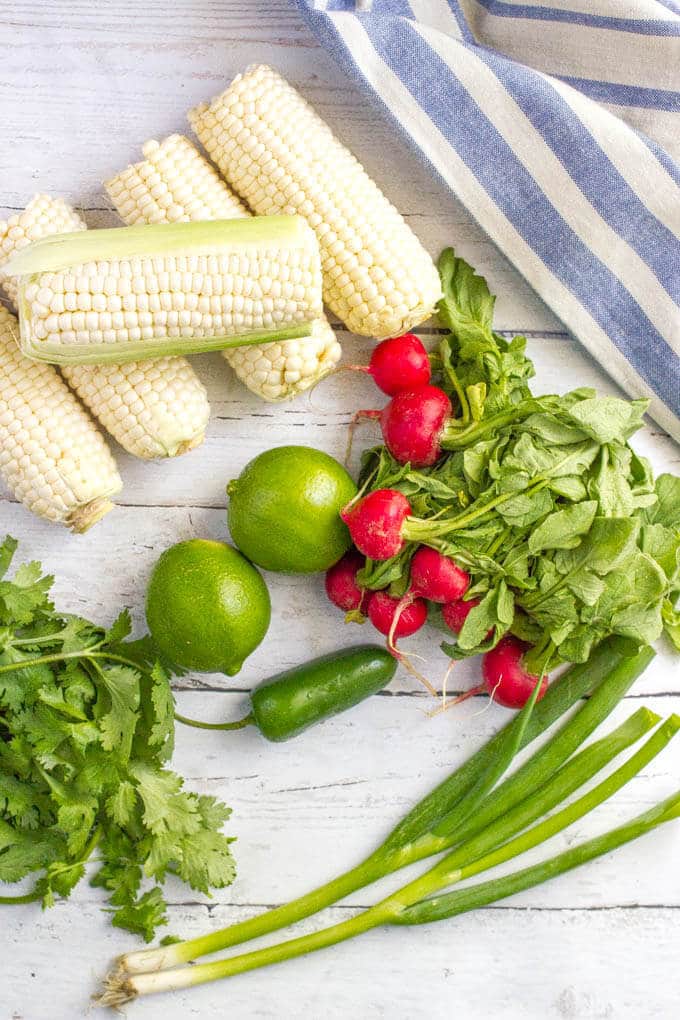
[110,886,168,943]
[0,560,53,626]
[97,665,140,763]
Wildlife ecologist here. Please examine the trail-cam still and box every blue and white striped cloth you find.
[298,1,680,442]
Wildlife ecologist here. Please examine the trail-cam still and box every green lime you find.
[145,539,271,675]
[227,446,357,574]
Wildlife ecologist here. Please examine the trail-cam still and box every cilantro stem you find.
[0,825,102,906]
[0,888,43,905]
[0,649,148,676]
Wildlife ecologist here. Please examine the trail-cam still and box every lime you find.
[227,446,357,574]
[145,539,271,675]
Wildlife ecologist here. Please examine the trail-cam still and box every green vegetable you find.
[355,251,680,672]
[99,644,680,1003]
[176,645,397,742]
[0,538,236,940]
[105,638,651,982]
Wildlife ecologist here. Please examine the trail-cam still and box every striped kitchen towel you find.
[298,1,680,442]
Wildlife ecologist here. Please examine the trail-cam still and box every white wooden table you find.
[2,3,679,1018]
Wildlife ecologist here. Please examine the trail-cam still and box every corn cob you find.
[0,305,121,531]
[0,195,210,459]
[7,216,323,365]
[105,135,341,401]
[189,65,442,339]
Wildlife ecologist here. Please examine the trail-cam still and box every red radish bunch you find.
[450,636,548,711]
[324,549,368,615]
[344,334,431,395]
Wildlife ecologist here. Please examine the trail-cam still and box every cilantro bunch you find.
[0,537,236,940]
[357,251,680,675]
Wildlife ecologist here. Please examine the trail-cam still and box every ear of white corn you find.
[0,305,121,531]
[106,135,251,225]
[105,135,342,401]
[189,65,442,340]
[7,216,323,365]
[0,195,210,459]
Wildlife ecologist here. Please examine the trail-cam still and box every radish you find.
[340,489,412,560]
[348,384,452,468]
[450,636,548,711]
[366,589,436,696]
[352,385,452,469]
[344,334,431,395]
[367,590,427,639]
[324,549,368,614]
[441,598,481,634]
[378,386,453,467]
[387,547,470,656]
[409,546,470,603]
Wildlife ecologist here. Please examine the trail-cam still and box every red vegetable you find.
[367,590,427,639]
[366,589,435,695]
[409,547,470,603]
[451,636,548,711]
[378,386,452,467]
[345,334,431,396]
[386,548,470,664]
[324,549,368,614]
[340,489,412,560]
[441,598,481,634]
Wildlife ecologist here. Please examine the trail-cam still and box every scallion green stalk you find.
[116,643,652,978]
[397,790,680,925]
[100,732,680,1005]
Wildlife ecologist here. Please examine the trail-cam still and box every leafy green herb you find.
[0,538,236,939]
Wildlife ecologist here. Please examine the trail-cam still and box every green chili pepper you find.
[175,645,397,742]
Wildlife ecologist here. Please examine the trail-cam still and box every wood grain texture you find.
[1,3,679,1018]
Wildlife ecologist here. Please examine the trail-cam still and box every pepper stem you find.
[174,712,254,732]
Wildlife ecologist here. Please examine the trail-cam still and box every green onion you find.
[397,789,680,925]
[114,641,653,979]
[100,720,679,1004]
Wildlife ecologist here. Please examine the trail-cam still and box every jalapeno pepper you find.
[175,645,396,742]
